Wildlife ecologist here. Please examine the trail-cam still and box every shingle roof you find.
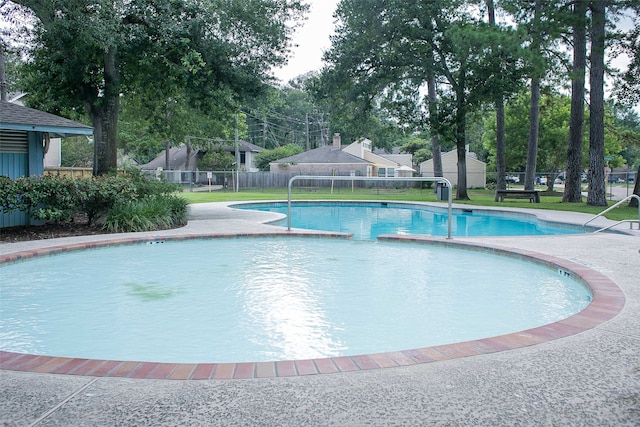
[140,141,261,170]
[274,146,371,164]
[140,145,202,170]
[214,140,264,153]
[0,101,94,137]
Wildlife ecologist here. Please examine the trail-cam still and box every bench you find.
[494,189,540,203]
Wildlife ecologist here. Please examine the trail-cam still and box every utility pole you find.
[305,113,310,150]
[235,113,240,192]
[0,47,7,101]
[262,116,267,148]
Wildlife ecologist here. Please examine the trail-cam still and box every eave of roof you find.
[1,123,94,137]
[1,101,94,137]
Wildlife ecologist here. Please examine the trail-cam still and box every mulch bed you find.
[0,223,109,243]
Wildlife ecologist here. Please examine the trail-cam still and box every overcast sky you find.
[273,0,340,84]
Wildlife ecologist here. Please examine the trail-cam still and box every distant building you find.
[269,135,415,177]
[140,141,264,172]
[420,146,487,188]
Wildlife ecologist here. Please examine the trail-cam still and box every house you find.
[140,140,264,172]
[0,100,94,227]
[269,135,415,177]
[420,146,487,188]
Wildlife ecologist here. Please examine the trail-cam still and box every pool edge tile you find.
[0,233,626,381]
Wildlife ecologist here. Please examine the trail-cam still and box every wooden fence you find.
[44,167,93,178]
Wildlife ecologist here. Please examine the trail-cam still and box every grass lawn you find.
[179,186,639,222]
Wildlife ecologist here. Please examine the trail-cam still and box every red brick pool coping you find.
[0,233,625,380]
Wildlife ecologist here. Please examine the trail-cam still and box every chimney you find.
[333,133,341,148]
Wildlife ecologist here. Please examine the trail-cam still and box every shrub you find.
[1,170,187,232]
[104,195,188,233]
[0,175,77,222]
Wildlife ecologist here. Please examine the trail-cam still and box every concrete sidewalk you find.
[2,202,640,426]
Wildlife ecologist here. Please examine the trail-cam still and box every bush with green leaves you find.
[0,175,78,222]
[103,195,188,233]
[0,171,187,232]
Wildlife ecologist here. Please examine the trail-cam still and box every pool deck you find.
[1,201,640,426]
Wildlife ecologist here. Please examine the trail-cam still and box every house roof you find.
[212,140,264,153]
[0,101,94,137]
[140,140,261,170]
[272,146,371,165]
[140,145,201,170]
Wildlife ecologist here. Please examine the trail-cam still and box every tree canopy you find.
[5,0,307,175]
[319,0,528,199]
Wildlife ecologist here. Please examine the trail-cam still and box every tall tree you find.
[587,0,607,206]
[563,0,588,203]
[7,0,306,175]
[323,0,525,200]
[485,0,506,191]
[523,0,544,190]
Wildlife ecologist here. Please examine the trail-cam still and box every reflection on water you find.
[239,241,346,361]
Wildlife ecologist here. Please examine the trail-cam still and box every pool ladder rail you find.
[583,194,640,233]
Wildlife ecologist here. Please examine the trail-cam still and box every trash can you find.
[436,183,449,201]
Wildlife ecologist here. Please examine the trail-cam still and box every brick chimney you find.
[333,133,341,148]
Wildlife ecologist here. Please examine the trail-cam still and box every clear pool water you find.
[235,202,582,239]
[0,237,591,363]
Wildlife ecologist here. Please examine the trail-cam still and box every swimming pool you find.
[234,202,583,238]
[1,236,591,364]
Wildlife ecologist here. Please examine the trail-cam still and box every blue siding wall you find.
[0,153,29,228]
[1,131,44,228]
[0,152,28,179]
[28,132,45,177]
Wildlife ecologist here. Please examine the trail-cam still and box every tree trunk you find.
[427,73,443,177]
[455,86,469,200]
[495,100,506,190]
[587,0,607,206]
[90,46,119,176]
[524,76,540,190]
[629,165,639,208]
[563,0,588,203]
[486,0,506,191]
[524,0,542,191]
[185,141,193,171]
[165,139,171,170]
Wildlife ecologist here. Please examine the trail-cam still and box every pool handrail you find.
[583,194,640,233]
[287,175,454,239]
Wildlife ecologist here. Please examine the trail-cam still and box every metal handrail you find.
[583,194,640,231]
[287,176,454,239]
[592,220,640,233]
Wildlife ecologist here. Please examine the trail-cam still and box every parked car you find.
[608,175,624,183]
[505,175,519,183]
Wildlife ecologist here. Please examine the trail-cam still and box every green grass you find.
[179,187,639,222]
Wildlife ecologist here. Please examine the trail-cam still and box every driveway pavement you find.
[1,202,639,426]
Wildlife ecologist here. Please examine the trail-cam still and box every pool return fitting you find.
[287,176,454,239]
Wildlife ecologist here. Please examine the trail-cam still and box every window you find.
[377,167,394,177]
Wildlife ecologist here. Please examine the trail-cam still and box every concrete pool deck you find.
[1,201,640,426]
